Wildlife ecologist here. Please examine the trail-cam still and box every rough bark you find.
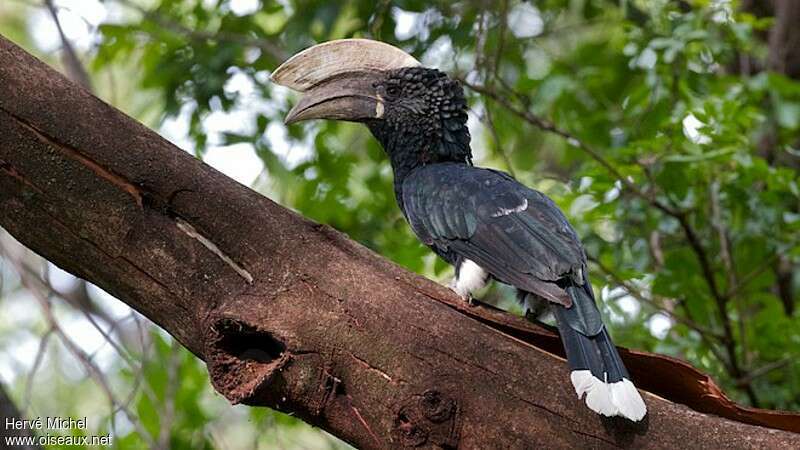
[0,35,798,449]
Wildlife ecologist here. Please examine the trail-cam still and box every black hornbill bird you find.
[272,39,647,421]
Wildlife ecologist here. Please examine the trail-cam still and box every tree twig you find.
[0,241,157,447]
[589,256,724,340]
[43,0,92,90]
[115,0,287,62]
[461,79,680,217]
[736,358,791,388]
[710,180,747,361]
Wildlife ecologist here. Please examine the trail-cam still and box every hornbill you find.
[271,39,647,421]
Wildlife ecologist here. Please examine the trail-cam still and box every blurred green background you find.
[1,0,798,448]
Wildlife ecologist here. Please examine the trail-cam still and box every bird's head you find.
[272,39,471,173]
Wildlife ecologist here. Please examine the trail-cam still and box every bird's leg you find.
[450,259,489,305]
[448,278,473,304]
[520,291,540,317]
[518,290,551,324]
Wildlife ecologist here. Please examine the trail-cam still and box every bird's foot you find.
[459,292,477,306]
[448,278,475,306]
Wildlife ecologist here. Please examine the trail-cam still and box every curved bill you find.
[283,72,384,125]
[272,39,418,124]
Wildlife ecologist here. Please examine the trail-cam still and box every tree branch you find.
[1,34,799,448]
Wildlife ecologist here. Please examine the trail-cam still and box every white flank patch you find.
[570,371,647,421]
[451,259,488,299]
[492,198,528,217]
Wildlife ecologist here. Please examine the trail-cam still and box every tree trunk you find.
[0,35,798,449]
[767,0,800,78]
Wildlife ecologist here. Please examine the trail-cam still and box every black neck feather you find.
[369,121,471,174]
[363,67,472,202]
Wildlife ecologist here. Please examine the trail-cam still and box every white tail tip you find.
[570,370,647,421]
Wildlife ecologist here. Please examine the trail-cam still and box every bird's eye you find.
[386,86,400,97]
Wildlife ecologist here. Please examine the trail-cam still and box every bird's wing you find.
[402,163,587,306]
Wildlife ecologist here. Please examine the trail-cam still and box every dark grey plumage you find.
[276,51,647,420]
[363,66,645,420]
[402,163,586,305]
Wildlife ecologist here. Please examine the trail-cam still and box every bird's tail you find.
[552,283,647,421]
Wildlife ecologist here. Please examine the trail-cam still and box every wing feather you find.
[402,163,586,305]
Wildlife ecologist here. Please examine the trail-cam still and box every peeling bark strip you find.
[0,35,798,449]
[176,219,254,284]
[8,111,144,207]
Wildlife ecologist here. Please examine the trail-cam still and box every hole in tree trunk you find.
[214,318,286,363]
[206,317,290,404]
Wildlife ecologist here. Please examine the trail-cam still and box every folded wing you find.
[401,163,586,306]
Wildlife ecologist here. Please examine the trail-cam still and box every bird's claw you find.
[448,279,475,305]
[447,276,480,306]
[454,290,474,305]
[457,289,476,306]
